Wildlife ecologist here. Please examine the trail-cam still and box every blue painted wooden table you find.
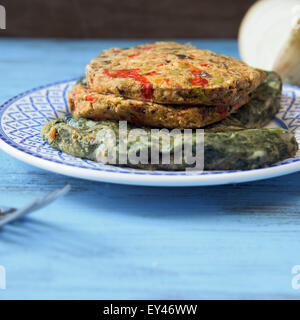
[0,39,300,300]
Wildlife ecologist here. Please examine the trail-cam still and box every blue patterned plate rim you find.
[0,78,299,187]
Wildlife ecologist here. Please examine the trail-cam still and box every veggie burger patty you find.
[86,41,265,106]
[68,80,250,129]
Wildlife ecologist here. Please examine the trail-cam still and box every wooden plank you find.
[0,0,255,38]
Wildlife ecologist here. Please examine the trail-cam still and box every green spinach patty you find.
[41,116,297,171]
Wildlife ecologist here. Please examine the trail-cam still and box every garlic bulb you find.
[239,0,300,86]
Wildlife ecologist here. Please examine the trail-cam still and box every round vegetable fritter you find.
[68,84,250,129]
[86,41,265,106]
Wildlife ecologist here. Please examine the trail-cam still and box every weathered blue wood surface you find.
[0,39,300,300]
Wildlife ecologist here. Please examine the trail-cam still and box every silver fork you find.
[0,185,71,228]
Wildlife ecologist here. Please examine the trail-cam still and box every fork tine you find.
[31,185,71,211]
[17,185,71,216]
[0,206,16,216]
[0,200,41,227]
[0,185,71,228]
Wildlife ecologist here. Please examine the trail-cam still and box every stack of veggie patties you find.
[42,42,298,170]
[69,41,264,129]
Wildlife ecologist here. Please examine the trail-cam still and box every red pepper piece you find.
[189,67,209,87]
[142,82,154,100]
[128,52,141,58]
[85,94,97,104]
[103,69,154,100]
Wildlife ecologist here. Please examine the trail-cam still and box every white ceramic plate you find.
[0,79,299,187]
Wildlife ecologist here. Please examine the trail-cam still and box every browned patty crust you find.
[68,84,250,129]
[86,41,265,106]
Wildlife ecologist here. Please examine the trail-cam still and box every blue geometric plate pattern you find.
[0,79,300,186]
